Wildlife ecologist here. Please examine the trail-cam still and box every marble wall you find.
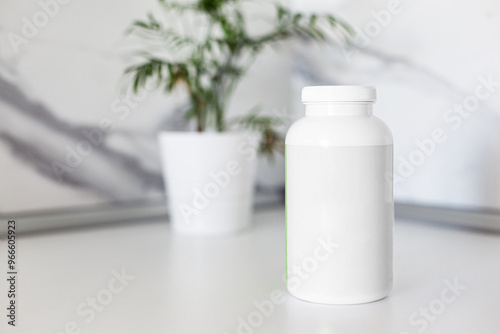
[1,0,499,215]
[291,0,500,210]
[0,0,290,214]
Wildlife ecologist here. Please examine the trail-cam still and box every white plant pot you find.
[158,131,257,235]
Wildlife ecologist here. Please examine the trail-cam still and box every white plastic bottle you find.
[285,86,393,305]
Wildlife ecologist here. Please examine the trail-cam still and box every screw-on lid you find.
[302,85,376,103]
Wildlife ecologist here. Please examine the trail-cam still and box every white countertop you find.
[2,207,500,334]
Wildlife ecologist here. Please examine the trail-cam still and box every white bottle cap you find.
[302,85,376,103]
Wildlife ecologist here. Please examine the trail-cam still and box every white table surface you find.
[2,207,500,334]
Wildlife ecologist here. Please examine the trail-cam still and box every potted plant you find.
[125,0,353,235]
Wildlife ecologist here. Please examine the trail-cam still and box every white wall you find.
[1,0,499,213]
[291,0,500,210]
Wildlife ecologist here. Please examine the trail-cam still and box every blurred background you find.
[1,1,500,334]
[0,0,499,224]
